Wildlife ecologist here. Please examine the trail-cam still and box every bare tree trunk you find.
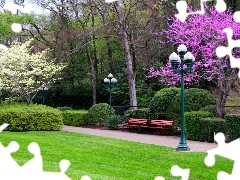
[114,2,137,107]
[216,68,238,118]
[216,78,225,118]
[90,5,98,105]
[85,40,97,105]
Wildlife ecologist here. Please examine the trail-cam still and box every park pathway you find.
[62,125,218,152]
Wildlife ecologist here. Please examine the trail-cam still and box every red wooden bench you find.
[141,120,173,129]
[122,118,148,132]
[122,119,173,134]
[139,120,173,134]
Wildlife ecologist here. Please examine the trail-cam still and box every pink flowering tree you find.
[148,5,240,118]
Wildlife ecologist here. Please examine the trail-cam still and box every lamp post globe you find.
[104,74,117,119]
[169,44,195,152]
[40,84,49,105]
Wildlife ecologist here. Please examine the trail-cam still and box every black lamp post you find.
[169,44,195,151]
[104,73,117,118]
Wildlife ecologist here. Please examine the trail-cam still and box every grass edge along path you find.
[0,131,233,180]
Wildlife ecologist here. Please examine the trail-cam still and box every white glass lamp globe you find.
[169,52,181,62]
[108,73,113,78]
[111,78,117,83]
[184,52,195,61]
[177,44,187,52]
[104,78,110,83]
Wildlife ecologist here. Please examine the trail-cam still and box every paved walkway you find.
[62,126,218,152]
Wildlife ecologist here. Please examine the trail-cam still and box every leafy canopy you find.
[148,5,240,86]
[0,39,66,104]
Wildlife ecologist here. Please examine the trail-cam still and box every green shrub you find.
[225,114,240,141]
[124,108,148,122]
[137,94,152,107]
[155,87,181,96]
[107,115,121,130]
[166,88,217,134]
[86,103,114,126]
[199,118,226,142]
[0,103,63,132]
[200,105,217,117]
[148,87,180,119]
[185,111,214,141]
[61,110,88,126]
[57,106,73,111]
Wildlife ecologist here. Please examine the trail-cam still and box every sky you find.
[24,0,50,15]
[3,0,50,15]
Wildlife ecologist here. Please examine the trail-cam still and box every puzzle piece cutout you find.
[81,176,92,180]
[205,132,240,180]
[233,11,240,23]
[155,165,190,180]
[0,123,94,180]
[175,0,227,22]
[215,28,240,77]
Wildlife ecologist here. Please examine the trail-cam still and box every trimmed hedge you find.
[0,103,63,132]
[124,108,148,122]
[199,118,226,142]
[225,114,240,141]
[148,87,180,119]
[57,106,73,111]
[86,103,114,126]
[61,110,88,126]
[166,88,217,134]
[185,111,214,141]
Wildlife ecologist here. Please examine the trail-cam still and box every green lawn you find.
[0,131,233,180]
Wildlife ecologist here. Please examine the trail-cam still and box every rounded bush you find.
[86,103,115,126]
[107,115,121,130]
[124,108,148,122]
[0,103,63,132]
[148,87,180,119]
[166,88,217,134]
[155,87,181,96]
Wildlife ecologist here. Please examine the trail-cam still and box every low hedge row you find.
[225,114,240,141]
[0,103,63,132]
[1,103,239,142]
[185,111,215,141]
[199,118,226,142]
[61,110,88,126]
[185,111,240,142]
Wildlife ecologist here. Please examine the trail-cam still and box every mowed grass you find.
[0,131,233,180]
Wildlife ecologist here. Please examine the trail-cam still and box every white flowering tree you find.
[0,39,66,104]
